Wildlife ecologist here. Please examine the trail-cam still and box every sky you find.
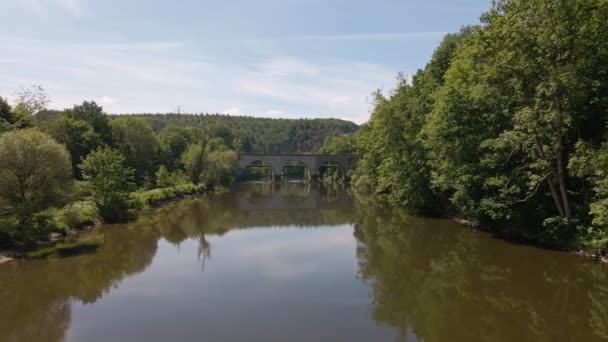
[0,0,490,124]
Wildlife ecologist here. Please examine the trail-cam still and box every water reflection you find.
[0,226,159,342]
[353,202,608,341]
[0,183,607,341]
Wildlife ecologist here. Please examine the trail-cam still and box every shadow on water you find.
[1,183,607,341]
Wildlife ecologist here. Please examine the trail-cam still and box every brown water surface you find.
[1,183,607,341]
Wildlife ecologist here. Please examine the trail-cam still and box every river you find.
[1,183,607,341]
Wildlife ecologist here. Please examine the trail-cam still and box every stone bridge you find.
[237,154,358,181]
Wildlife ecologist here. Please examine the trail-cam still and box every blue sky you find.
[0,0,490,123]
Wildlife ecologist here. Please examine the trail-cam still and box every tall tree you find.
[0,129,71,223]
[12,85,50,115]
[110,116,160,184]
[65,101,113,145]
[44,115,101,178]
[80,147,134,222]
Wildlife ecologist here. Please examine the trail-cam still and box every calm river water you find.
[1,183,607,342]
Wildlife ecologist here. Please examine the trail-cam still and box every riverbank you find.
[352,188,608,264]
[0,183,207,263]
[453,216,608,265]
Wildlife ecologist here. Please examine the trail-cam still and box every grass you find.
[48,200,100,233]
[132,183,205,208]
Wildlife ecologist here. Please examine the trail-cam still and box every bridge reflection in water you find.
[236,182,351,212]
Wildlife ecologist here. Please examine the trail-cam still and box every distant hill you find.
[130,113,359,154]
[36,111,358,154]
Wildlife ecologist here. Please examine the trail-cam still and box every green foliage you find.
[321,167,342,184]
[155,165,190,188]
[65,101,112,144]
[0,129,72,223]
[132,183,205,208]
[110,116,160,184]
[331,0,608,251]
[12,85,49,115]
[181,138,237,188]
[0,96,15,133]
[131,113,358,154]
[319,134,357,155]
[47,201,100,233]
[43,115,101,178]
[0,102,36,131]
[80,147,134,222]
[570,141,608,253]
[199,138,238,189]
[181,143,205,184]
[158,125,198,170]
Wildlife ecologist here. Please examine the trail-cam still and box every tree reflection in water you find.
[0,226,159,342]
[353,200,608,342]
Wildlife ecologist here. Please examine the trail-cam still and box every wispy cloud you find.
[18,0,82,17]
[21,0,47,15]
[58,0,80,16]
[296,31,447,41]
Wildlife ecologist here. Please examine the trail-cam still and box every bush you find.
[133,183,204,208]
[48,201,99,233]
[2,212,56,248]
[155,165,190,188]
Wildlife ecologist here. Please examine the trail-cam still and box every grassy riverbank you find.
[0,183,205,260]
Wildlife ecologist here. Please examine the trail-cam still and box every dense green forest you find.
[322,0,608,254]
[0,91,356,250]
[36,110,358,154]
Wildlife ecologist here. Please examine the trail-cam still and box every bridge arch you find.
[241,159,275,182]
[318,161,344,182]
[281,160,311,182]
[237,154,358,182]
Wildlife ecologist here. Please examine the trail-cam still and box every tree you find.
[181,143,205,184]
[199,138,237,188]
[155,165,189,188]
[158,125,197,170]
[65,101,113,145]
[12,85,50,115]
[44,115,101,178]
[80,147,134,222]
[570,141,608,253]
[1,91,36,130]
[0,96,13,133]
[319,134,357,155]
[110,116,160,185]
[0,129,71,224]
[476,0,608,222]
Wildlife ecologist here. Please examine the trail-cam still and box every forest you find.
[0,93,356,250]
[321,0,608,254]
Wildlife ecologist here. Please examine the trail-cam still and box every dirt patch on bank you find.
[0,252,13,264]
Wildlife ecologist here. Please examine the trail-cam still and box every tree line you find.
[322,0,608,254]
[36,110,358,154]
[0,89,356,249]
